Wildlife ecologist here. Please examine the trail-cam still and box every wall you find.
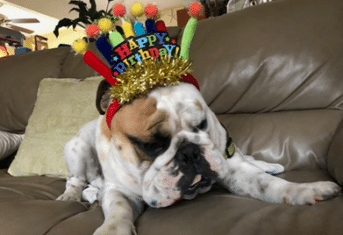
[42,27,86,49]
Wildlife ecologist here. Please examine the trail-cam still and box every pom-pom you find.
[131,3,145,18]
[145,4,158,18]
[113,4,126,17]
[98,18,114,33]
[73,39,88,54]
[86,24,100,38]
[189,2,202,18]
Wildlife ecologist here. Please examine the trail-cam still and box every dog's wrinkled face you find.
[104,83,227,208]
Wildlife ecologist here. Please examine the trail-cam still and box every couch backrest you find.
[0,47,71,133]
[190,0,343,170]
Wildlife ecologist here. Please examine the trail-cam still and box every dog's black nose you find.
[175,141,202,166]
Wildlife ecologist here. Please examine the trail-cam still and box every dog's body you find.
[58,82,341,235]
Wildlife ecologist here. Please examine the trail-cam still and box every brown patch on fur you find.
[116,201,124,206]
[132,146,151,162]
[113,132,140,165]
[283,196,291,204]
[100,116,112,141]
[195,100,203,110]
[109,96,172,163]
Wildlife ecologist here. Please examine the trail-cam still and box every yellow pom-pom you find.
[98,18,114,33]
[73,39,88,54]
[131,3,145,18]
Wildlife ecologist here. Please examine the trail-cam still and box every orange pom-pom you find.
[189,2,202,18]
[113,4,126,17]
[145,4,158,18]
[86,24,100,38]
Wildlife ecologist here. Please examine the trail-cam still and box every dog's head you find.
[97,80,230,208]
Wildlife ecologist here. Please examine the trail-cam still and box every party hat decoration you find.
[144,4,158,33]
[180,2,203,61]
[71,2,203,129]
[131,3,146,36]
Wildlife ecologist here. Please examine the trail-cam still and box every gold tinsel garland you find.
[110,56,192,104]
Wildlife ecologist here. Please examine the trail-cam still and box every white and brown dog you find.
[58,80,341,235]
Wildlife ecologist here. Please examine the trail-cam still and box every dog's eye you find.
[197,119,208,130]
[128,134,171,158]
[142,142,164,152]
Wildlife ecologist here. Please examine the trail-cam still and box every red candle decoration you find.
[156,20,167,32]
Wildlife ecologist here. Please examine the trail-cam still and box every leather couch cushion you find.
[0,47,70,134]
[137,170,342,235]
[0,171,103,235]
[1,170,341,235]
[327,118,343,185]
[187,0,343,170]
[190,0,343,114]
[219,110,343,170]
[59,44,99,79]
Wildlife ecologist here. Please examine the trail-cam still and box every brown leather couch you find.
[1,0,343,234]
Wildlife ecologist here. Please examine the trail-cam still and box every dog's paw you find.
[81,186,100,204]
[56,192,81,201]
[93,221,136,235]
[283,181,341,205]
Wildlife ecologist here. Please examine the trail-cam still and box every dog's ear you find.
[206,110,226,152]
[206,110,233,158]
[96,79,112,115]
[220,122,235,159]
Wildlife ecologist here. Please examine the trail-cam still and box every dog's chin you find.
[182,176,216,200]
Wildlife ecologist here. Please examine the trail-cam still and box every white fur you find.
[57,83,341,235]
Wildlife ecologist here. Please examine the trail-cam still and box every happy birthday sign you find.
[111,31,179,76]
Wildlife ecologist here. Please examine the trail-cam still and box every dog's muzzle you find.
[175,141,218,200]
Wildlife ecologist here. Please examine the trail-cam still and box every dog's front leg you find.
[220,152,341,205]
[57,137,88,201]
[93,187,144,235]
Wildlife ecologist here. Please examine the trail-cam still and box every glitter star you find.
[112,56,119,62]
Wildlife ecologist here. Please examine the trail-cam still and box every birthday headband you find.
[73,2,203,129]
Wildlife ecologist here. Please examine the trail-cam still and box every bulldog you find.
[57,80,341,235]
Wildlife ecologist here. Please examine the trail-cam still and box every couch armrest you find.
[327,118,343,184]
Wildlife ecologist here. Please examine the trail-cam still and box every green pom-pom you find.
[180,17,198,61]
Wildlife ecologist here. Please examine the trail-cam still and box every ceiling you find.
[0,0,187,35]
[0,0,59,35]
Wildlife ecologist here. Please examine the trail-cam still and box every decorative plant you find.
[54,0,116,37]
